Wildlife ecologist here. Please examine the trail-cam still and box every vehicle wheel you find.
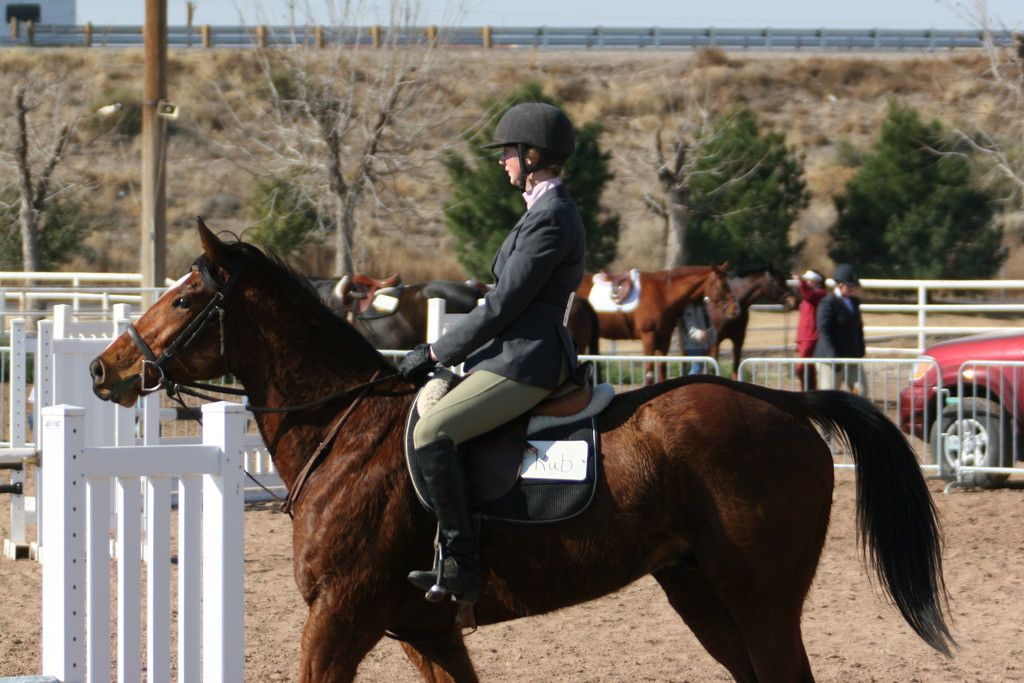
[930,397,1012,489]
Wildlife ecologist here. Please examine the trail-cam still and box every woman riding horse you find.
[398,102,586,605]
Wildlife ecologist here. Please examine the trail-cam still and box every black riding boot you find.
[407,439,481,604]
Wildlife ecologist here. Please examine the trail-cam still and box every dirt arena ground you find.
[1,470,1023,681]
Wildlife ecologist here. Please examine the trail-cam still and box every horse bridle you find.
[126,255,250,398]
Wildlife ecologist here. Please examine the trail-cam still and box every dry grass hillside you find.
[2,46,1021,281]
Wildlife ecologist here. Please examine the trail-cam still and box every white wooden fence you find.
[40,401,246,683]
[2,304,283,560]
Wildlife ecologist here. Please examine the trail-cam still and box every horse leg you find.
[640,333,657,385]
[400,632,480,682]
[652,565,813,682]
[296,595,389,683]
[652,566,758,681]
[730,329,746,380]
[648,331,675,383]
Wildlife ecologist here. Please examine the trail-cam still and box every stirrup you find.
[423,542,450,603]
[414,531,480,604]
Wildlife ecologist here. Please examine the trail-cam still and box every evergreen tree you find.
[830,101,1004,279]
[685,106,808,268]
[443,82,619,281]
[0,188,96,270]
[245,174,320,259]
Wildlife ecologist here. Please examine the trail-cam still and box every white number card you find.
[521,440,589,482]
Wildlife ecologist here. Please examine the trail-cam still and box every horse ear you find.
[197,216,230,267]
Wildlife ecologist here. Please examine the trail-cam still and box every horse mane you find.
[193,236,384,361]
[730,264,776,279]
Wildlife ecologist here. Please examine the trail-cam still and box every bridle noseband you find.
[127,255,250,399]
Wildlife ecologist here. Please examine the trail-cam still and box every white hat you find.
[801,270,822,282]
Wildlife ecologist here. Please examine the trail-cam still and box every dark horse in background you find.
[702,264,799,378]
[90,219,953,682]
[567,295,599,355]
[310,275,486,350]
[314,274,600,356]
[579,265,739,384]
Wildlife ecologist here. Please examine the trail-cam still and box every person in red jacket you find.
[793,270,826,390]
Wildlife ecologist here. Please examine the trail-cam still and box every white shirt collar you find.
[523,177,562,210]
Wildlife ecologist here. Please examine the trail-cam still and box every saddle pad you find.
[477,417,599,524]
[588,270,641,313]
[405,396,600,525]
[352,287,403,320]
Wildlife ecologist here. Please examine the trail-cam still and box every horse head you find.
[766,266,799,311]
[705,263,740,320]
[90,216,385,408]
[90,218,243,406]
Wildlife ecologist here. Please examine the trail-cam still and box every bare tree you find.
[640,102,764,268]
[220,1,470,276]
[650,128,692,269]
[635,95,716,269]
[0,82,79,271]
[943,1,1024,207]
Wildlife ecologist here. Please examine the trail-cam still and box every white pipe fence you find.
[851,278,1024,354]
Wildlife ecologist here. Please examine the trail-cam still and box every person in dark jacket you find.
[397,102,586,605]
[814,263,866,394]
[680,298,714,375]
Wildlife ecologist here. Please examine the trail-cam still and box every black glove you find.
[398,343,436,385]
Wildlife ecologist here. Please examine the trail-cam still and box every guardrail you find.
[0,22,1016,51]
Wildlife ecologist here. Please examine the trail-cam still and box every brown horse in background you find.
[579,265,739,383]
[705,264,799,378]
[90,219,953,682]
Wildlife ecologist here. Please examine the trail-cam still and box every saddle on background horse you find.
[405,366,614,524]
[589,269,641,312]
[599,268,636,304]
[336,273,403,318]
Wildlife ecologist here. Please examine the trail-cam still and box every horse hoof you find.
[425,585,447,602]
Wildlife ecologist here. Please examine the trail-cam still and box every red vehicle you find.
[898,330,1024,488]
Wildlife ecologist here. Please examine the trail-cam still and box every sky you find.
[73,1,1021,31]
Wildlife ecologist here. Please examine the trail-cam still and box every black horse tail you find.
[799,389,956,657]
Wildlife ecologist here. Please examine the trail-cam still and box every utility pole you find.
[141,0,167,303]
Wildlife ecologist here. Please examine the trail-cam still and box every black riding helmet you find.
[483,102,575,191]
[832,263,860,287]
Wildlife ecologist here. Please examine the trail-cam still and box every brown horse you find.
[704,265,799,378]
[579,265,739,383]
[90,219,953,683]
